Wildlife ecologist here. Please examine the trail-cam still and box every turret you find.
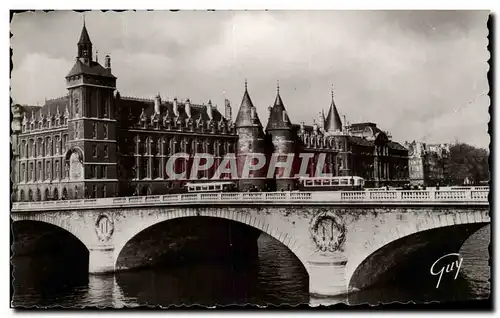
[265,81,295,191]
[234,80,266,191]
[325,87,343,135]
[77,19,92,65]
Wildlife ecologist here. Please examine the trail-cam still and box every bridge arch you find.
[11,213,91,249]
[113,208,310,275]
[346,209,490,290]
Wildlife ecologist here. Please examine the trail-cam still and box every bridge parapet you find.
[11,189,489,212]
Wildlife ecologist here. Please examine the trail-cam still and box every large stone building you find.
[404,141,450,186]
[11,23,409,201]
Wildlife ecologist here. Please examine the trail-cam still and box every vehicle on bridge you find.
[185,181,238,193]
[297,176,365,191]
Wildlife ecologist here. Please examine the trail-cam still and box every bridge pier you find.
[307,256,348,298]
[89,246,116,274]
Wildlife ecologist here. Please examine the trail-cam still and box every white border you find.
[3,1,498,316]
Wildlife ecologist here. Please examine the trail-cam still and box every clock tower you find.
[65,21,118,199]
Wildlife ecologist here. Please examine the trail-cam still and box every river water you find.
[11,225,490,307]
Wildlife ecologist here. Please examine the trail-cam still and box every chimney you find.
[105,54,111,70]
[185,98,191,118]
[224,98,232,121]
[207,100,213,120]
[173,98,179,117]
[154,93,161,114]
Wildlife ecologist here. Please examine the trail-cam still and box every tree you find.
[447,143,489,185]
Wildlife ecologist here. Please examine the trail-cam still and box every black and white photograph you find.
[9,9,491,308]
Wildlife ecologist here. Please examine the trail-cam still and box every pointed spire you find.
[78,18,92,45]
[266,80,291,131]
[273,80,284,108]
[234,79,262,128]
[325,86,343,133]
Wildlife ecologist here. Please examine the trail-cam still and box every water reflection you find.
[11,226,490,307]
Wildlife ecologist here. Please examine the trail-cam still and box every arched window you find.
[62,187,68,200]
[53,188,59,200]
[45,188,50,201]
[19,190,25,202]
[36,188,41,201]
[28,189,33,202]
[74,186,78,199]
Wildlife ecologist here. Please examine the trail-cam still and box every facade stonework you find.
[404,141,450,186]
[11,204,490,297]
[11,24,410,201]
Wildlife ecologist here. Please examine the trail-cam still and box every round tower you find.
[234,80,267,191]
[265,82,296,191]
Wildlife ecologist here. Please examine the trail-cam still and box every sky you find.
[10,10,490,148]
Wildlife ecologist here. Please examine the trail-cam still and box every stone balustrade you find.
[11,189,489,212]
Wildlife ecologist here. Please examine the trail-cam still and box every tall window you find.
[63,135,68,152]
[75,98,79,117]
[38,162,42,181]
[75,122,79,139]
[21,163,25,182]
[103,98,108,117]
[92,145,97,158]
[46,161,51,179]
[92,123,97,139]
[103,185,107,198]
[103,124,108,139]
[103,166,107,178]
[29,163,34,181]
[104,145,108,158]
[46,138,51,156]
[55,161,59,179]
[94,166,98,179]
[55,136,60,154]
[92,185,97,198]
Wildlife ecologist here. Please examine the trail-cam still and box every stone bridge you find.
[11,189,490,301]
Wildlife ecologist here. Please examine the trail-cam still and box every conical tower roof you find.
[266,81,292,131]
[325,88,342,133]
[78,21,92,45]
[234,80,263,128]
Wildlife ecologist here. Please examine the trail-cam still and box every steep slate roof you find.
[234,84,263,128]
[325,94,343,132]
[21,97,69,120]
[66,59,115,78]
[78,23,92,45]
[266,88,292,131]
[387,140,408,151]
[348,136,374,147]
[120,96,228,124]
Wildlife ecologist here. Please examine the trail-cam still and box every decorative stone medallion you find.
[95,214,114,242]
[310,211,346,252]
